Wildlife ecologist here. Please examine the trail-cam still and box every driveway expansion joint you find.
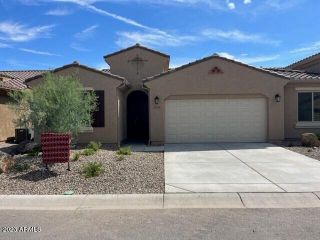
[217,143,287,193]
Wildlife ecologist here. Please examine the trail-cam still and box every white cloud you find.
[0,42,11,48]
[74,24,98,40]
[169,57,197,68]
[218,52,280,64]
[116,31,198,48]
[19,48,60,56]
[290,41,320,54]
[202,28,280,45]
[243,0,251,4]
[265,0,301,10]
[226,0,235,10]
[0,22,54,42]
[70,42,90,51]
[45,8,72,16]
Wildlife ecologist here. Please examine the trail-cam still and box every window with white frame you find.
[298,92,320,122]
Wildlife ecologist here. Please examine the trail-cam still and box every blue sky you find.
[0,0,319,70]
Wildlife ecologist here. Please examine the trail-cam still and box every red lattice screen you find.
[41,133,71,164]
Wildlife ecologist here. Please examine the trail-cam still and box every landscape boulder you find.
[301,133,320,147]
[0,151,15,173]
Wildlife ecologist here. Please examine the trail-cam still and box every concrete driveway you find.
[165,143,320,193]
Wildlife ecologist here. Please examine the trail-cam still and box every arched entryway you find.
[127,90,149,143]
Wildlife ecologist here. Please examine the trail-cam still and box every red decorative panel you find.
[41,133,71,164]
[209,66,223,74]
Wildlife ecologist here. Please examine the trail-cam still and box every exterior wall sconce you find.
[154,96,160,105]
[275,94,281,103]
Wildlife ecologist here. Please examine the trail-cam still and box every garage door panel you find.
[165,98,267,143]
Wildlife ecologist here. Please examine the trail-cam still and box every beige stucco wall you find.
[106,48,169,88]
[284,81,320,139]
[0,91,16,141]
[145,57,289,145]
[27,66,123,144]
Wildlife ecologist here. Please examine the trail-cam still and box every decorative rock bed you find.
[0,144,164,195]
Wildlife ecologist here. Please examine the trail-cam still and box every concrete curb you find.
[0,193,320,210]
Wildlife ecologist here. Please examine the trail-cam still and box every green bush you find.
[27,146,41,157]
[9,73,97,139]
[117,147,132,155]
[316,133,320,141]
[87,141,102,152]
[72,152,81,161]
[14,163,30,172]
[83,162,104,178]
[82,148,96,156]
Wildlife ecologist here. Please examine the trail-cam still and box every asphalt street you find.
[0,208,320,240]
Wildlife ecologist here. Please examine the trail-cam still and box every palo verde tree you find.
[9,73,97,140]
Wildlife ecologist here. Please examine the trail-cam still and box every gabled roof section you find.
[25,61,127,84]
[104,43,170,60]
[143,54,289,83]
[264,68,320,80]
[287,52,320,69]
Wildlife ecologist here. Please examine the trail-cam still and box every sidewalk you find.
[1,192,320,210]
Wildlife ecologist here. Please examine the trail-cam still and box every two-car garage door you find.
[165,98,267,143]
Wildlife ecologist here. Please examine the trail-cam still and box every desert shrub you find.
[117,147,132,155]
[82,148,96,156]
[83,162,104,178]
[72,152,81,161]
[27,146,41,157]
[116,155,125,161]
[9,73,97,139]
[87,141,102,152]
[14,163,30,172]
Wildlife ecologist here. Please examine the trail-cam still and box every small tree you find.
[10,73,97,140]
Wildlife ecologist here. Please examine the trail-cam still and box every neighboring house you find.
[3,44,320,145]
[0,70,47,141]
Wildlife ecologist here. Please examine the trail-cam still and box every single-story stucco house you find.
[1,44,320,145]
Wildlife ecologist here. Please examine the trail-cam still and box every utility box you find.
[15,128,30,144]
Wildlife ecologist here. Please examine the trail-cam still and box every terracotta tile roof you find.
[0,70,48,90]
[104,43,170,59]
[0,75,27,90]
[264,68,320,80]
[0,70,48,81]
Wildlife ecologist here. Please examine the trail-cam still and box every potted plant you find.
[10,73,97,170]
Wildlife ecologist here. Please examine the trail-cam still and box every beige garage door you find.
[165,98,267,143]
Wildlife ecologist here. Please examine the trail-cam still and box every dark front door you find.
[127,91,149,143]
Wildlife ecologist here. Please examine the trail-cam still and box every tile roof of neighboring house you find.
[143,54,290,82]
[0,75,26,90]
[0,70,48,90]
[104,43,170,59]
[287,52,320,69]
[0,70,48,81]
[25,62,127,84]
[264,68,320,80]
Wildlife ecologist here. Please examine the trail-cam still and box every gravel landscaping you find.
[0,144,164,195]
[284,146,320,161]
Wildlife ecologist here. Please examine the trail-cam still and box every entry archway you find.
[127,90,149,143]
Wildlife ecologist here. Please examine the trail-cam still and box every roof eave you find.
[143,55,289,83]
[25,63,127,84]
